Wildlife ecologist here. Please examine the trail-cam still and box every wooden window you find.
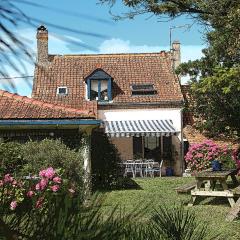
[86,69,112,101]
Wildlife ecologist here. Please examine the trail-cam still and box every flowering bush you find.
[185,140,237,172]
[0,167,76,213]
[232,148,240,168]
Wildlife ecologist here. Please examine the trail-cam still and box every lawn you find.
[101,177,240,240]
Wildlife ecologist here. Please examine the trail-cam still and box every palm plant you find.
[149,204,218,240]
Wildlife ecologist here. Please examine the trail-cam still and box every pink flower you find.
[45,167,55,179]
[53,176,61,184]
[36,197,44,209]
[35,183,41,191]
[39,167,55,179]
[39,169,47,178]
[27,190,35,197]
[10,200,17,210]
[12,180,18,187]
[50,185,60,192]
[39,178,48,190]
[0,180,4,187]
[4,174,13,183]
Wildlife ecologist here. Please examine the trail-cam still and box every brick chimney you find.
[172,40,181,70]
[36,25,48,66]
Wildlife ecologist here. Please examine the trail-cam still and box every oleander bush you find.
[185,140,237,172]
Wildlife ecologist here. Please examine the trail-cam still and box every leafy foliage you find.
[150,204,212,240]
[0,0,33,83]
[0,140,25,175]
[190,67,240,137]
[21,139,84,189]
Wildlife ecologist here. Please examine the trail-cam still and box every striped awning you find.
[104,119,179,137]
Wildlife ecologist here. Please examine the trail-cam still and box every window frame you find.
[130,84,157,96]
[86,69,112,101]
[56,86,68,96]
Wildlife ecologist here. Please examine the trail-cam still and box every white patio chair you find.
[144,160,154,177]
[134,159,143,177]
[123,160,135,178]
[152,160,164,177]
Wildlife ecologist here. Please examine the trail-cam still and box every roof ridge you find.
[51,51,168,58]
[0,89,91,115]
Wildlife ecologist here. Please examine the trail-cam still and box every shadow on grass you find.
[191,196,230,207]
[94,177,143,192]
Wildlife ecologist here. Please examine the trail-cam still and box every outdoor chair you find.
[144,160,154,177]
[134,159,143,177]
[152,160,164,177]
[123,160,135,178]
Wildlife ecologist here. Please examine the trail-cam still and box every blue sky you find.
[2,0,206,96]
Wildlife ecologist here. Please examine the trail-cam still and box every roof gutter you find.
[0,119,102,126]
[98,100,184,107]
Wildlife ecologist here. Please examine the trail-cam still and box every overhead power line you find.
[0,76,33,80]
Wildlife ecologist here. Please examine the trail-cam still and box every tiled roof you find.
[0,90,95,119]
[183,125,239,149]
[32,52,183,109]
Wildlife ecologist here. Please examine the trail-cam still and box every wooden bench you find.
[226,186,240,222]
[232,185,240,195]
[175,182,196,193]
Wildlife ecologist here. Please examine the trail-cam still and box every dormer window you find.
[57,86,68,96]
[131,84,157,96]
[86,69,112,101]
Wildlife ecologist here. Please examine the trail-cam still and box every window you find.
[131,84,156,95]
[90,80,109,101]
[57,87,68,96]
[86,69,112,101]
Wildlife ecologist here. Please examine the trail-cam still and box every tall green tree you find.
[101,0,240,138]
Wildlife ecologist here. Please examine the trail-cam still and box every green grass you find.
[100,177,240,240]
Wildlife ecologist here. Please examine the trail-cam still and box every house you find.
[32,25,184,175]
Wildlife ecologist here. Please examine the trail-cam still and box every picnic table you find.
[189,169,239,207]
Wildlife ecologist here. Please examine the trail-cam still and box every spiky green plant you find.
[149,204,219,240]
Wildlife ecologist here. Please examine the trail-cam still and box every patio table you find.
[189,169,239,207]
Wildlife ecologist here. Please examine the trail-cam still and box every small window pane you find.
[57,87,67,95]
[131,84,156,95]
[99,80,108,101]
[90,80,109,101]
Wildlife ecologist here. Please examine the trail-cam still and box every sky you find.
[1,0,206,96]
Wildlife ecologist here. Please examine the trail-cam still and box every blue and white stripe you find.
[104,119,179,137]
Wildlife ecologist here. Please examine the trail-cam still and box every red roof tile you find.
[32,52,183,109]
[0,90,95,119]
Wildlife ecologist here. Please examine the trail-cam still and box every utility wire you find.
[0,76,33,80]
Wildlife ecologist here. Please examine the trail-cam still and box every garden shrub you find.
[0,140,25,175]
[91,130,122,190]
[21,139,84,190]
[185,140,237,172]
